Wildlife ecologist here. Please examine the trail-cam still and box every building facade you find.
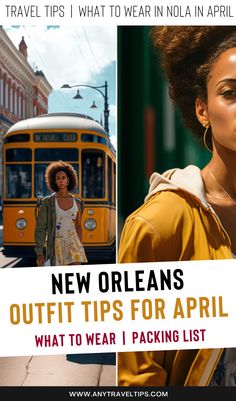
[0,27,52,197]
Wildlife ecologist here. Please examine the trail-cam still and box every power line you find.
[22,26,71,110]
[81,26,102,73]
[72,27,98,82]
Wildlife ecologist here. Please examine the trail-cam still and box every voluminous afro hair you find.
[45,161,78,192]
[151,26,236,143]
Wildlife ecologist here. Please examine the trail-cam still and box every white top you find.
[55,197,78,238]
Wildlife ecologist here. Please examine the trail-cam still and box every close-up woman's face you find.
[55,170,69,190]
[205,47,236,151]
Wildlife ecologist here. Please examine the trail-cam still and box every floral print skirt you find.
[55,233,88,266]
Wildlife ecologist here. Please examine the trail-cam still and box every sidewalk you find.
[0,249,19,269]
[0,223,19,268]
[0,354,116,386]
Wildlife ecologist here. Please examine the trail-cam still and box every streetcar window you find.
[6,165,32,198]
[35,148,79,161]
[4,134,30,143]
[81,134,107,146]
[108,156,112,204]
[82,150,105,198]
[34,164,51,198]
[113,162,116,205]
[6,148,32,162]
[35,163,79,197]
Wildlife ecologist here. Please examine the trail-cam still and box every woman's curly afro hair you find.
[45,161,78,192]
[151,26,236,142]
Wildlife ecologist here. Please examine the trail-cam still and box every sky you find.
[4,25,117,147]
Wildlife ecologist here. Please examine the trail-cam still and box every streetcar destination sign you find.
[34,132,77,142]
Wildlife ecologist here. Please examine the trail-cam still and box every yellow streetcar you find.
[2,113,116,263]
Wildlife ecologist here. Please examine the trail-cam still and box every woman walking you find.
[35,161,87,266]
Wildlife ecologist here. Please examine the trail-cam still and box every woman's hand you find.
[36,255,45,266]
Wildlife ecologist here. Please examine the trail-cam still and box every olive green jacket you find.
[34,193,57,265]
[34,193,83,266]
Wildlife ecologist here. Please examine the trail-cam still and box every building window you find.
[5,79,9,110]
[10,83,13,113]
[22,96,26,118]
[21,95,23,118]
[7,80,11,111]
[14,90,17,115]
[0,74,2,106]
[18,92,21,118]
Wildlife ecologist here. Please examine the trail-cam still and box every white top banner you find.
[0,0,235,25]
[0,259,235,357]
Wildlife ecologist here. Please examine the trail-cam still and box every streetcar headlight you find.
[84,218,96,231]
[16,218,27,230]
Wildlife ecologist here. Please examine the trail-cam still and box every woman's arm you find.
[75,206,82,241]
[34,199,49,265]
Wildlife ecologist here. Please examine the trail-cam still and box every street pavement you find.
[0,354,116,386]
[0,216,41,268]
[0,251,19,268]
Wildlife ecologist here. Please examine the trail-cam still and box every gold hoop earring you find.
[203,125,212,153]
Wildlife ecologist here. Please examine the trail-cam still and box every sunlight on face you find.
[206,47,236,151]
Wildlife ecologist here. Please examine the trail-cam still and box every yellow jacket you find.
[118,165,232,386]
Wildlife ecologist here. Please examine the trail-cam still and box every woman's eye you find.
[221,89,236,98]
